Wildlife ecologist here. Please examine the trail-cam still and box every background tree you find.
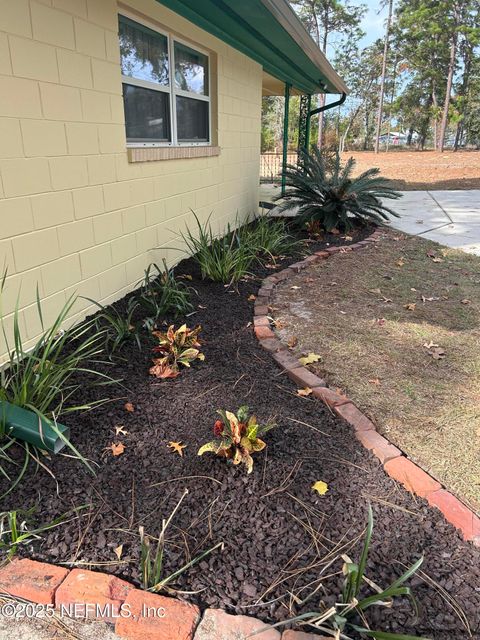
[374,0,395,153]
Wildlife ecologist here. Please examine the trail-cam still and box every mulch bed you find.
[2,223,480,639]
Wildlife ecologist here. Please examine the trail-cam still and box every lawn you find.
[273,230,480,512]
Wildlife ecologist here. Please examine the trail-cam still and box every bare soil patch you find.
[343,150,480,190]
[272,230,480,513]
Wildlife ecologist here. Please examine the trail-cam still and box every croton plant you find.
[149,324,204,379]
[198,406,275,473]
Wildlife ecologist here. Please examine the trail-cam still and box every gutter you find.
[306,92,347,148]
[260,0,349,94]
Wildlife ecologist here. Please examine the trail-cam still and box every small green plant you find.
[149,324,204,379]
[0,507,84,561]
[180,212,255,284]
[139,489,223,592]
[276,147,401,232]
[238,215,303,264]
[88,297,140,355]
[137,261,193,329]
[254,505,426,640]
[0,274,114,492]
[198,405,275,474]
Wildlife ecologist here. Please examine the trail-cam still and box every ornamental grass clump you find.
[198,405,275,473]
[276,147,401,232]
[180,212,255,284]
[149,324,204,379]
[137,261,193,330]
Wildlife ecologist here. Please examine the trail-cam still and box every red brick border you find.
[253,228,480,548]
[0,559,325,639]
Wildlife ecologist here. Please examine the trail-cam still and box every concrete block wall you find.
[0,0,262,358]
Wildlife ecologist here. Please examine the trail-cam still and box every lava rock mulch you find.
[2,225,480,639]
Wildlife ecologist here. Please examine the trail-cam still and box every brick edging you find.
[0,557,323,639]
[253,228,480,547]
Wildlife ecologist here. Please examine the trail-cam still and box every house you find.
[0,0,347,356]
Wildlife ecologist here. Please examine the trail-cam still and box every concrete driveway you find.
[388,190,480,255]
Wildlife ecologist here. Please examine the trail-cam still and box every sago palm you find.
[276,147,401,232]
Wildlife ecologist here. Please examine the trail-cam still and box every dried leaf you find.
[287,336,298,349]
[299,352,321,366]
[430,347,446,360]
[369,378,381,386]
[432,257,444,263]
[297,387,312,397]
[168,441,187,456]
[461,299,471,305]
[376,318,386,326]
[423,341,439,349]
[344,235,353,241]
[369,288,381,295]
[396,258,405,267]
[312,480,329,495]
[124,402,135,413]
[109,442,125,457]
[273,319,287,330]
[404,303,416,311]
[115,425,128,436]
[290,285,301,290]
[248,294,256,302]
[114,544,123,560]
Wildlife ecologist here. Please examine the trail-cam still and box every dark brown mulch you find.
[2,223,480,639]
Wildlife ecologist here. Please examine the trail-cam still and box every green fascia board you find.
[156,0,335,94]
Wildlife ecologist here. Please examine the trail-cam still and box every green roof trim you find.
[156,0,342,94]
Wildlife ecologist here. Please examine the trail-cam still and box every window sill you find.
[127,146,221,163]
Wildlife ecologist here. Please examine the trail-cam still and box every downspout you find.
[305,92,347,150]
[281,83,291,197]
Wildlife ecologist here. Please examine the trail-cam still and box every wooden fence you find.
[260,152,297,182]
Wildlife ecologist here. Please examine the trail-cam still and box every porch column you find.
[281,82,291,197]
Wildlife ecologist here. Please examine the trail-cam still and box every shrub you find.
[89,297,140,355]
[137,260,193,329]
[258,505,426,639]
[198,405,275,473]
[180,213,255,284]
[276,147,401,232]
[149,324,204,379]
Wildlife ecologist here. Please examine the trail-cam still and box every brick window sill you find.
[127,146,221,163]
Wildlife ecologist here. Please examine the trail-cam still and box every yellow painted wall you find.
[0,0,262,357]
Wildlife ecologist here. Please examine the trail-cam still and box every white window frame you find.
[119,12,211,148]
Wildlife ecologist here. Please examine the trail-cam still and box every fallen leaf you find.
[108,442,125,457]
[115,425,128,436]
[430,348,446,360]
[421,296,439,303]
[426,250,436,258]
[273,319,287,330]
[312,480,329,495]
[344,235,353,241]
[376,318,386,326]
[411,287,417,292]
[297,387,312,397]
[432,257,444,263]
[124,402,135,413]
[339,310,347,314]
[461,299,471,305]
[248,294,256,301]
[330,228,340,235]
[198,304,207,309]
[305,277,315,283]
[369,288,381,295]
[381,296,393,303]
[330,281,338,286]
[299,352,321,366]
[168,441,187,456]
[114,544,123,560]
[369,378,381,386]
[404,303,416,311]
[290,285,301,290]
[396,258,405,267]
[287,336,298,349]
[423,341,439,349]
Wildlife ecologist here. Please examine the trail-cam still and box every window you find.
[119,15,211,147]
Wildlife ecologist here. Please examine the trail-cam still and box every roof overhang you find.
[156,0,348,95]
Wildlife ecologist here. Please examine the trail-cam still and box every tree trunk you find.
[317,24,329,149]
[374,0,394,153]
[438,4,459,152]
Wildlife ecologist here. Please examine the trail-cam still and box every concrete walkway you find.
[387,190,480,255]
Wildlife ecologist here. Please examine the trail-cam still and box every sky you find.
[361,1,388,46]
